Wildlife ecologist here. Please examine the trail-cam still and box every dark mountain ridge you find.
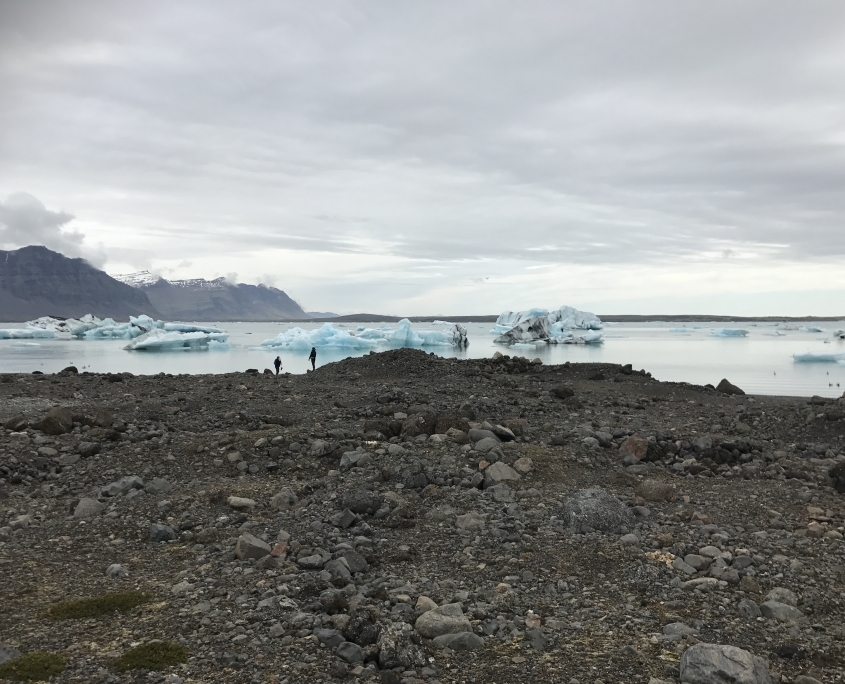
[0,246,158,321]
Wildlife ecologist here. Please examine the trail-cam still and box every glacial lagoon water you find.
[2,320,845,398]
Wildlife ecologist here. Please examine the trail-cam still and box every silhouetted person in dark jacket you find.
[309,347,317,371]
[274,356,282,375]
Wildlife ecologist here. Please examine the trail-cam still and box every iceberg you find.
[711,328,749,337]
[124,329,230,351]
[800,326,824,333]
[384,319,468,347]
[493,304,602,346]
[0,327,56,339]
[262,323,381,350]
[836,330,845,339]
[793,351,845,363]
[261,319,469,350]
[669,328,689,333]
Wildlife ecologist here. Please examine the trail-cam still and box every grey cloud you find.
[1,1,845,302]
[0,192,94,259]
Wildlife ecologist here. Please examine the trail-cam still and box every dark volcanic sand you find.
[1,348,844,684]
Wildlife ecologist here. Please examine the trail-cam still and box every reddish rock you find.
[619,434,648,460]
[34,406,73,435]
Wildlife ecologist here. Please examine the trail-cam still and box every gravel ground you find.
[1,348,844,684]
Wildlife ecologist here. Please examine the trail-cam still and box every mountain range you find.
[0,246,309,321]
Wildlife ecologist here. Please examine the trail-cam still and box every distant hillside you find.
[113,271,309,321]
[0,246,158,321]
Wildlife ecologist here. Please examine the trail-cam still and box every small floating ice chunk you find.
[800,326,824,333]
[711,328,749,337]
[792,351,845,363]
[669,328,689,333]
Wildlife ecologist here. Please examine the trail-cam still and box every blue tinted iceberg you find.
[793,351,845,363]
[711,328,749,337]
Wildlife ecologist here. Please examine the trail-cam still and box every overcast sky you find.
[2,2,845,315]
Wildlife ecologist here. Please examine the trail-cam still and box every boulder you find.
[3,415,28,432]
[378,623,426,670]
[234,533,271,560]
[636,480,675,502]
[145,478,173,495]
[341,488,381,515]
[432,632,484,651]
[0,645,21,666]
[101,475,144,497]
[455,512,486,531]
[484,462,521,486]
[270,487,298,511]
[679,643,771,683]
[414,603,472,638]
[336,641,365,663]
[468,428,500,443]
[550,385,575,400]
[559,488,634,534]
[73,497,104,519]
[34,406,73,435]
[474,437,501,453]
[227,496,256,510]
[619,434,648,460]
[760,601,804,622]
[716,379,745,396]
[149,524,177,542]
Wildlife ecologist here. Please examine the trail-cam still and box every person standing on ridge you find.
[274,356,282,375]
[308,347,317,371]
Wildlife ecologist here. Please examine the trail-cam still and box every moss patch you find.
[45,590,151,620]
[113,641,188,672]
[0,651,66,681]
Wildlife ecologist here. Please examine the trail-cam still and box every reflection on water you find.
[1,320,844,398]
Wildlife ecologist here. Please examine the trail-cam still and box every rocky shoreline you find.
[1,348,844,684]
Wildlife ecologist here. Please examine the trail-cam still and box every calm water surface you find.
[2,320,844,398]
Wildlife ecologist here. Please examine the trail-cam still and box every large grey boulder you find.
[414,603,472,638]
[760,601,804,622]
[468,428,500,443]
[234,533,271,560]
[484,462,521,486]
[559,488,634,534]
[0,645,21,665]
[680,643,772,684]
[73,497,104,519]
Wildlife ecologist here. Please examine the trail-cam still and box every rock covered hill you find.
[0,246,158,321]
[1,350,844,682]
[113,271,309,321]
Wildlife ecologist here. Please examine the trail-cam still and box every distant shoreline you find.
[2,313,844,324]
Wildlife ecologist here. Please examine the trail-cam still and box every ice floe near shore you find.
[492,305,603,346]
[261,319,468,350]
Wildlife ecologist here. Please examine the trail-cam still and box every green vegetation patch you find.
[113,641,188,672]
[0,651,66,681]
[45,590,151,620]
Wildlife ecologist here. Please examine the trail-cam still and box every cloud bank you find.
[2,2,845,314]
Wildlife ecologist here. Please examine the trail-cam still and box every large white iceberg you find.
[793,351,845,363]
[0,327,56,339]
[261,319,468,350]
[124,329,230,351]
[492,305,603,346]
[711,328,749,337]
